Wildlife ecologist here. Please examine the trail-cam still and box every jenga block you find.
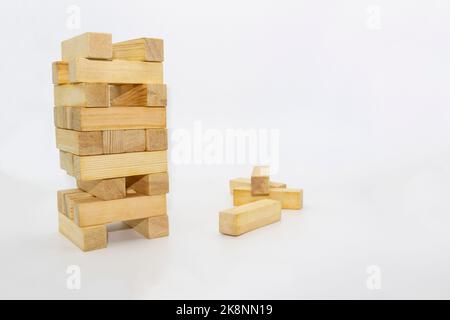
[59,150,74,175]
[233,186,303,210]
[77,178,126,200]
[251,166,270,195]
[54,106,166,131]
[219,199,281,236]
[68,58,163,84]
[229,178,287,195]
[125,215,169,239]
[52,61,69,84]
[61,32,112,61]
[65,191,95,219]
[56,128,103,155]
[102,130,145,154]
[126,172,169,196]
[62,150,167,180]
[113,38,163,62]
[54,83,110,107]
[58,212,107,251]
[57,189,80,214]
[146,128,168,151]
[110,84,167,107]
[73,193,167,227]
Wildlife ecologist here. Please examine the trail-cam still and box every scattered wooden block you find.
[126,172,169,196]
[56,128,103,155]
[146,128,168,151]
[61,32,112,61]
[229,178,287,195]
[54,106,166,131]
[68,58,163,84]
[125,215,169,239]
[233,186,303,210]
[251,166,270,195]
[73,192,167,227]
[58,212,107,251]
[110,84,167,107]
[113,38,164,62]
[54,83,110,107]
[57,189,80,214]
[219,199,281,236]
[52,61,69,85]
[77,178,126,200]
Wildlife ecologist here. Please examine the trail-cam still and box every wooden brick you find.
[102,130,145,154]
[77,178,126,200]
[126,172,169,196]
[57,189,80,214]
[146,128,167,151]
[54,83,110,107]
[59,150,74,175]
[125,215,169,239]
[233,186,303,210]
[55,128,103,155]
[65,191,95,219]
[110,84,167,107]
[229,178,286,195]
[61,32,112,61]
[251,166,270,195]
[113,38,164,62]
[52,61,69,85]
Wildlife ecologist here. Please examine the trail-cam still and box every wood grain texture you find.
[229,178,286,195]
[77,178,126,200]
[233,186,303,210]
[125,215,169,239]
[146,128,168,151]
[61,32,112,61]
[52,61,69,84]
[59,150,74,175]
[126,172,169,196]
[55,128,103,155]
[54,83,110,107]
[110,84,167,107]
[113,38,164,62]
[102,129,145,154]
[64,191,95,219]
[251,166,270,195]
[57,189,80,214]
[219,199,281,236]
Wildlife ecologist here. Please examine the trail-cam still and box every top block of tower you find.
[113,38,164,62]
[62,32,112,61]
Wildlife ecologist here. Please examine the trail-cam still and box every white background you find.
[0,0,449,299]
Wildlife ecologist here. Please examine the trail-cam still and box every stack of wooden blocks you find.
[220,166,303,236]
[53,33,169,251]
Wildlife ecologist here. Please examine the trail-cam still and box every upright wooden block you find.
[233,186,303,210]
[219,199,282,236]
[58,213,107,251]
[68,58,163,84]
[126,172,169,195]
[56,128,103,155]
[77,178,126,200]
[229,178,287,195]
[57,189,80,214]
[110,84,167,107]
[251,166,270,195]
[146,128,167,151]
[61,32,112,61]
[52,61,69,85]
[125,215,169,239]
[54,83,110,107]
[113,38,164,62]
[102,130,145,154]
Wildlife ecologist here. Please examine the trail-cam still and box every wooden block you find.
[219,199,281,236]
[251,166,270,195]
[229,178,287,195]
[110,84,167,107]
[54,83,110,107]
[233,186,303,210]
[54,106,166,131]
[77,178,126,200]
[58,212,107,251]
[59,150,74,175]
[52,61,69,84]
[57,189,80,214]
[65,191,95,219]
[113,38,164,62]
[68,58,163,84]
[74,193,167,227]
[126,172,169,196]
[146,128,167,151]
[56,128,103,155]
[61,32,112,61]
[125,215,169,239]
[69,151,167,180]
[102,129,145,154]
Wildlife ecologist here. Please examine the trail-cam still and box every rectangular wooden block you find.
[56,128,103,155]
[74,193,167,227]
[251,166,270,195]
[102,129,146,154]
[68,58,163,84]
[126,172,169,196]
[59,150,74,175]
[59,212,107,251]
[110,84,167,107]
[62,150,167,180]
[146,128,168,151]
[219,199,281,236]
[233,186,303,210]
[61,32,112,61]
[54,83,110,107]
[229,178,287,195]
[65,191,95,219]
[125,215,169,239]
[57,189,80,214]
[52,61,69,85]
[77,178,126,200]
[54,106,166,131]
[113,38,164,62]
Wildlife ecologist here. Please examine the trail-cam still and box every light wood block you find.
[126,172,169,196]
[73,193,167,227]
[146,128,168,151]
[77,178,126,200]
[52,61,69,85]
[57,189,80,214]
[219,199,281,236]
[58,212,107,251]
[68,58,163,84]
[65,191,95,219]
[54,106,166,131]
[54,83,110,107]
[102,129,145,154]
[113,38,163,62]
[56,128,103,155]
[233,186,303,210]
[125,215,169,239]
[59,150,74,175]
[229,178,287,195]
[110,84,167,107]
[61,32,112,61]
[251,166,270,195]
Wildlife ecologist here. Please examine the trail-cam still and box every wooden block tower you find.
[53,33,169,251]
